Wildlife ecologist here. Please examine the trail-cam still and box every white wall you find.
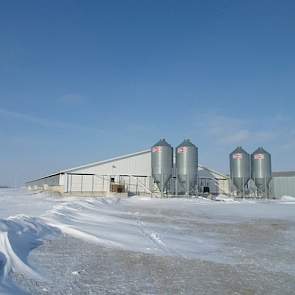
[198,167,229,194]
[64,173,152,195]
[64,151,152,194]
[272,176,295,197]
[70,151,151,177]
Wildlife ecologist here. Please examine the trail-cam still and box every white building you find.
[27,149,229,196]
[271,171,295,198]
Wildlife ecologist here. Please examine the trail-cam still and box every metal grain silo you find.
[176,139,198,195]
[151,139,173,195]
[251,147,272,197]
[229,147,250,195]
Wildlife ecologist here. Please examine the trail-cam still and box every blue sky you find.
[0,0,295,185]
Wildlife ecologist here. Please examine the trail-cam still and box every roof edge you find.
[27,149,151,183]
[198,164,228,179]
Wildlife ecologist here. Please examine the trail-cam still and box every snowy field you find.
[0,188,295,294]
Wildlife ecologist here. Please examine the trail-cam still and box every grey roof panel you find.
[272,171,295,177]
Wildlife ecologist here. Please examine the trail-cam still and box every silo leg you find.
[161,173,164,198]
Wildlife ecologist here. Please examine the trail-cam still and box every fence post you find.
[64,173,68,193]
[70,174,72,193]
[136,177,139,195]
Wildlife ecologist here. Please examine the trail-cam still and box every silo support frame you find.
[161,172,164,198]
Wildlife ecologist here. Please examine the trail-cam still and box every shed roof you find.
[272,171,295,177]
[198,165,228,179]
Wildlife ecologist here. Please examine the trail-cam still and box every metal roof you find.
[198,165,228,179]
[272,171,295,177]
[61,149,150,173]
[27,149,229,183]
[26,149,151,183]
[26,173,61,184]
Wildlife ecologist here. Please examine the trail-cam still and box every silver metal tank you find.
[151,139,173,194]
[229,147,250,194]
[251,147,272,196]
[176,139,198,195]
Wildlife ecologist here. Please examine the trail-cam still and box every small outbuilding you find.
[271,171,295,198]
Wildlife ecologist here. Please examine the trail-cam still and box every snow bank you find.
[1,188,295,293]
[214,195,236,202]
[280,195,295,202]
[0,215,61,294]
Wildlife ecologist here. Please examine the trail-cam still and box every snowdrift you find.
[0,215,60,294]
[0,188,295,294]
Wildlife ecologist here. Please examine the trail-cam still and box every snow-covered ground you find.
[0,188,295,294]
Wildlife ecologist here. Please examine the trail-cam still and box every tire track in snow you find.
[134,212,182,257]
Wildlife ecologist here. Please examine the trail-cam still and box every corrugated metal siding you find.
[272,176,295,197]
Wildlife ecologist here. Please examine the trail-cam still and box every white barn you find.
[27,149,229,196]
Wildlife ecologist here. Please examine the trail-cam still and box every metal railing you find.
[64,173,152,195]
